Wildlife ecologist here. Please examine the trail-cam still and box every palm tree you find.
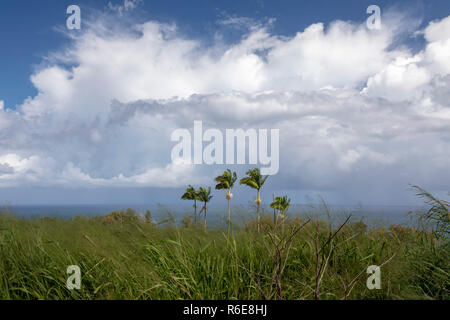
[240,168,269,232]
[214,169,237,233]
[198,187,213,229]
[181,185,199,224]
[270,195,291,227]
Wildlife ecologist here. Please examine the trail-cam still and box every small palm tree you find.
[270,195,291,227]
[181,185,200,224]
[145,210,152,224]
[240,168,269,232]
[215,169,237,233]
[198,187,213,229]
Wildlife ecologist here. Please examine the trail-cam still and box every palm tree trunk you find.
[227,196,231,234]
[257,189,261,232]
[194,199,197,225]
[204,202,207,230]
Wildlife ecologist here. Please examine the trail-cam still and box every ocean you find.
[2,203,426,228]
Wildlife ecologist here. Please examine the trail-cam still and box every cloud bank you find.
[0,10,449,203]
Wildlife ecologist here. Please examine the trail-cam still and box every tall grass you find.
[0,194,448,300]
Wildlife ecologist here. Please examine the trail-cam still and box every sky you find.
[0,0,449,206]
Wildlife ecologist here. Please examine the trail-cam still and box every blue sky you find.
[0,0,449,206]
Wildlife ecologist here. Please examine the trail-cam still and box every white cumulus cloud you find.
[0,9,449,203]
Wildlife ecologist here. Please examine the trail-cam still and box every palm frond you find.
[239,168,269,190]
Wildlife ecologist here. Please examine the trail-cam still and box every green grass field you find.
[0,191,448,300]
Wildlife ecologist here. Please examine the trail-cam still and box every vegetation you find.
[197,187,212,229]
[270,195,291,226]
[0,198,447,300]
[412,185,449,240]
[240,168,269,232]
[0,168,448,300]
[214,169,237,233]
[181,185,199,224]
